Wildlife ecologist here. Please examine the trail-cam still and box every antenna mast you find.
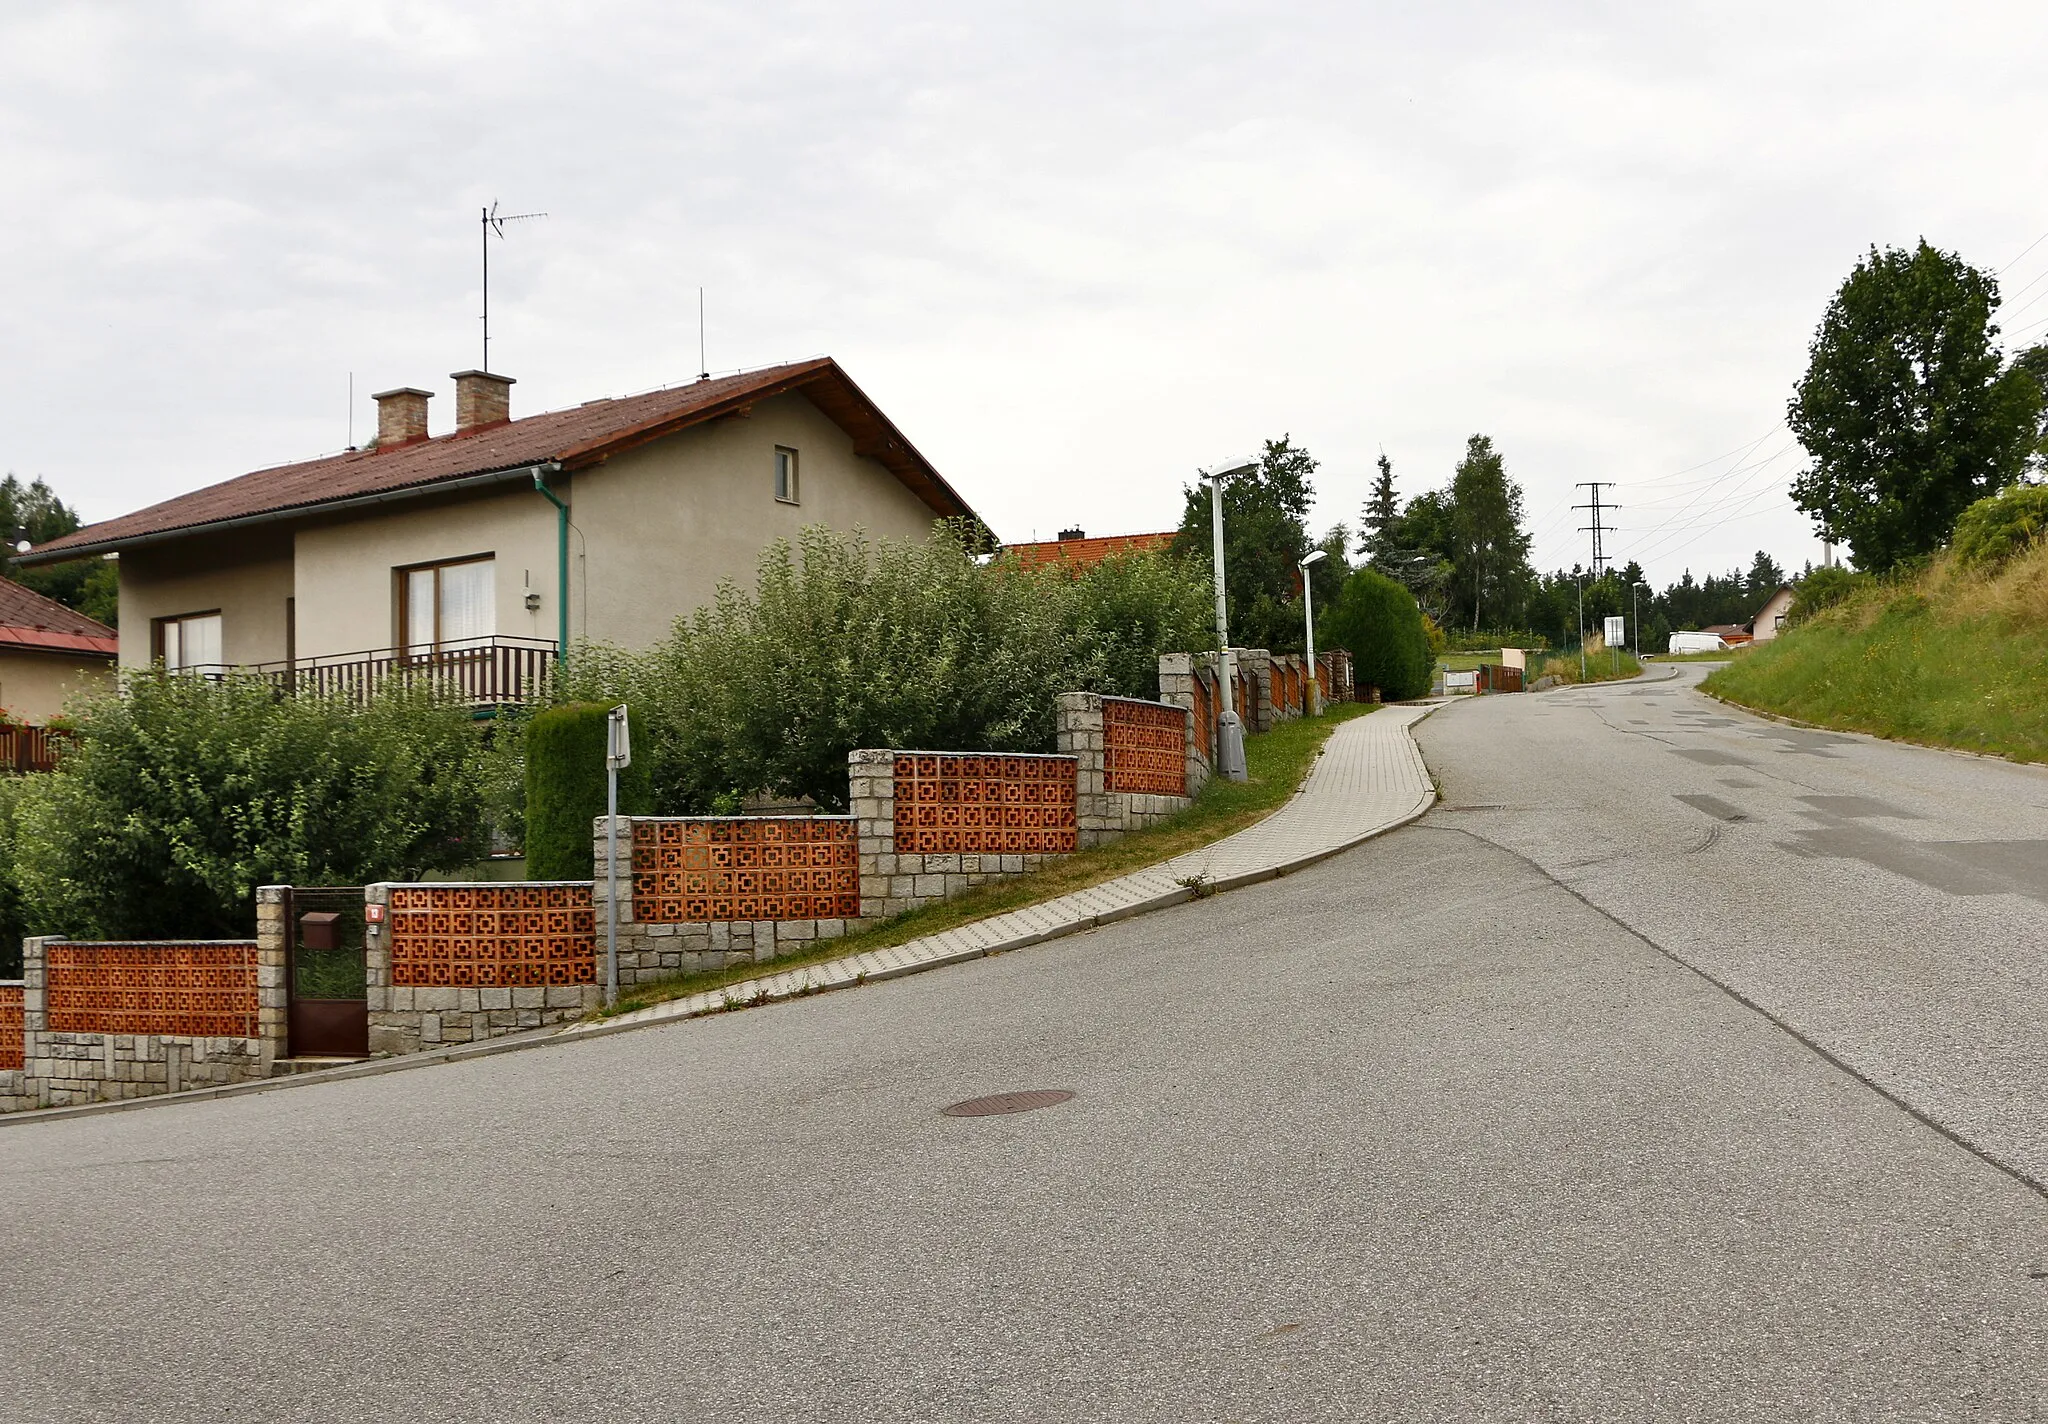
[481,201,547,371]
[698,287,709,380]
[1573,481,1619,577]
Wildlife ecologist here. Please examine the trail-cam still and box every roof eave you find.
[18,460,565,566]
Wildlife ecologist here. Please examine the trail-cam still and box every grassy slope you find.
[1703,544,2048,763]
[598,700,1382,1017]
[1538,648,1643,685]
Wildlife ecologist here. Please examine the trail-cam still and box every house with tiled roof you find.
[0,578,117,725]
[22,359,983,697]
[1005,528,1178,573]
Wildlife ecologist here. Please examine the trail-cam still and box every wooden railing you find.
[207,637,556,707]
[0,725,60,774]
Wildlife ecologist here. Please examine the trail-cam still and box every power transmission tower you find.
[1573,481,1619,577]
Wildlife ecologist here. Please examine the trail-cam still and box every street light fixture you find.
[1203,460,1257,782]
[1299,548,1327,715]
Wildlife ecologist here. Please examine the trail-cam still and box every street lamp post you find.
[1576,569,1587,684]
[1205,462,1256,782]
[1299,548,1327,715]
[1632,581,1650,660]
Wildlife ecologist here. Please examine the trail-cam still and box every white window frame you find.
[774,446,800,504]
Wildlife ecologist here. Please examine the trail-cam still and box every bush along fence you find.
[0,648,1362,1111]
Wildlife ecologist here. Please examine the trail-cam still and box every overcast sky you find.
[5,1,2046,590]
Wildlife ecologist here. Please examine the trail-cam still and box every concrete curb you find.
[2,706,1442,1127]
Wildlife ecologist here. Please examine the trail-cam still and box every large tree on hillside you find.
[1446,435,1533,631]
[1171,435,1340,652]
[2015,343,2048,474]
[1787,241,2043,572]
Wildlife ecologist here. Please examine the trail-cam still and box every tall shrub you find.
[14,673,496,939]
[525,702,651,880]
[1324,568,1433,700]
[1951,483,2048,570]
[557,526,1210,813]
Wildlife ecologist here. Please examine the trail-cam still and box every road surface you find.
[3,668,2044,1420]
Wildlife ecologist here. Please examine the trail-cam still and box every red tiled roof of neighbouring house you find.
[23,358,983,564]
[1005,531,1178,571]
[0,579,117,657]
[1700,624,1754,640]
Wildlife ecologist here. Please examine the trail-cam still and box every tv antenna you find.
[480,201,547,371]
[1573,481,1619,577]
[698,286,709,380]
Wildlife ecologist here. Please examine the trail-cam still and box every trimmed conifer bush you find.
[525,702,651,880]
[1323,569,1433,701]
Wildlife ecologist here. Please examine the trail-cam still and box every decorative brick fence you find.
[849,749,1080,918]
[363,881,599,1054]
[598,816,861,985]
[1056,693,1202,847]
[0,981,24,1111]
[10,934,286,1109]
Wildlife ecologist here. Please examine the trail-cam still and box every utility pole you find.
[1633,581,1650,660]
[1573,482,1619,578]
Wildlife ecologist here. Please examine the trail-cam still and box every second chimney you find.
[372,387,432,448]
[451,370,514,431]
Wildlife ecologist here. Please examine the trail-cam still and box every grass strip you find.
[593,700,1381,1018]
[1538,648,1643,684]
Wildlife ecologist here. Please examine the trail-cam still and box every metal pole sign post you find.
[604,703,630,1008]
[1604,616,1626,678]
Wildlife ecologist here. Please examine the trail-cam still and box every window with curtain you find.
[401,557,495,654]
[156,611,223,671]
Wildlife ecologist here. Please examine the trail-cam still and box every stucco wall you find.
[0,651,115,723]
[575,391,942,649]
[116,530,294,670]
[291,482,565,659]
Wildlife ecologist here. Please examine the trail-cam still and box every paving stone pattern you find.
[566,703,1438,1041]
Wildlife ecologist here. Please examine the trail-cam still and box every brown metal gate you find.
[285,887,368,1058]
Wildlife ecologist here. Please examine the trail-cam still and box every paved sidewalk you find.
[562,702,1439,1043]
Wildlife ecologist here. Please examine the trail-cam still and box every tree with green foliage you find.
[1951,483,2048,570]
[0,474,119,625]
[2014,344,2048,475]
[1322,568,1433,701]
[1445,435,1534,631]
[1360,453,1399,565]
[1788,240,2044,572]
[1170,436,1340,652]
[11,673,497,939]
[524,703,653,879]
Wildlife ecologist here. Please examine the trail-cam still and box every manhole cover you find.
[941,1089,1074,1118]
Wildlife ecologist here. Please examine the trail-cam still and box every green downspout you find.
[532,466,569,670]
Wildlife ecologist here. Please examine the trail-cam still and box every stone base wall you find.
[9,934,284,1112]
[363,883,601,1055]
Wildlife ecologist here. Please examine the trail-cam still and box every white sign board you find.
[606,704,631,769]
[1603,616,1626,648]
[1500,647,1526,671]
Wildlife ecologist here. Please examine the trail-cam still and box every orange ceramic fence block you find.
[44,942,260,1037]
[630,817,860,923]
[387,884,597,988]
[1103,699,1189,797]
[0,985,23,1073]
[892,753,1079,856]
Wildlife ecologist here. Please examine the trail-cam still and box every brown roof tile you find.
[1005,531,1178,572]
[0,578,117,656]
[27,357,980,562]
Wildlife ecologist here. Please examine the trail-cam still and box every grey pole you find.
[1576,572,1587,684]
[1206,463,1254,781]
[605,760,618,1008]
[1300,548,1327,715]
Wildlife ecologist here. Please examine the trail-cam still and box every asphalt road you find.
[3,673,2046,1421]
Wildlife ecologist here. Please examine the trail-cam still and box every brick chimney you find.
[450,370,514,431]
[372,387,433,448]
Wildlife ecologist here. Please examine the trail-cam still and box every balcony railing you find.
[0,725,62,774]
[173,636,558,707]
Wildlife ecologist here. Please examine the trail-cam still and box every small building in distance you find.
[1699,623,1754,647]
[1750,585,1796,642]
[0,579,117,725]
[1005,528,1177,574]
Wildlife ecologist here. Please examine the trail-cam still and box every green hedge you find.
[525,702,652,880]
[1323,568,1434,701]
